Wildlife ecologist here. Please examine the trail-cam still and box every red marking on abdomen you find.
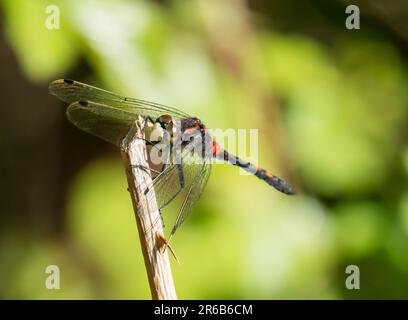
[212,142,223,157]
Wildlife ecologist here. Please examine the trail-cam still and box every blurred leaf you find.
[0,232,93,299]
[334,201,388,258]
[263,35,407,196]
[245,196,336,299]
[67,156,150,298]
[399,190,408,236]
[1,0,79,81]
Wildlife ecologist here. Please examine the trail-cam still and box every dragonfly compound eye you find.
[158,114,173,130]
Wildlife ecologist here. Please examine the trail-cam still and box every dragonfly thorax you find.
[151,115,205,145]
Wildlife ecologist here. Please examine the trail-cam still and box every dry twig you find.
[121,117,177,300]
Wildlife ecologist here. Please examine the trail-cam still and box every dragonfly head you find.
[156,114,176,136]
[157,114,174,131]
[149,114,178,144]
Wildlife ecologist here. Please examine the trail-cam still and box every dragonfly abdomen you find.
[212,143,295,195]
[253,168,295,195]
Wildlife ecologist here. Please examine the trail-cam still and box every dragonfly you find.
[49,79,295,244]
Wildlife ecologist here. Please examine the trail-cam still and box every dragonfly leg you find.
[142,163,185,235]
[140,137,156,146]
[130,140,166,175]
[158,164,185,210]
[160,210,165,228]
[131,164,162,175]
[144,116,156,127]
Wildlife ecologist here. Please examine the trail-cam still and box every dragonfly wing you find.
[146,163,185,210]
[170,161,211,237]
[145,146,199,209]
[49,79,191,120]
[66,100,137,147]
[144,146,212,236]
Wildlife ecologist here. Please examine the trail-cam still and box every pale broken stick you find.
[121,116,177,300]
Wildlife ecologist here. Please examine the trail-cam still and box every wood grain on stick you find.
[121,117,177,300]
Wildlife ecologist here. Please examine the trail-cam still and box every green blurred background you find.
[0,0,408,299]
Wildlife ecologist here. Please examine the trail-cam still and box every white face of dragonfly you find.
[145,114,178,145]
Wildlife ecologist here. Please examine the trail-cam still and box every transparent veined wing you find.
[171,161,211,237]
[49,79,191,120]
[65,100,137,147]
[144,145,212,237]
[49,79,191,147]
